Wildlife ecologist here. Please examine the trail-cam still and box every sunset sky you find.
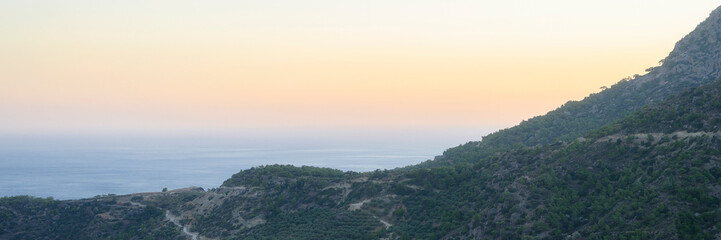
[1,1,719,140]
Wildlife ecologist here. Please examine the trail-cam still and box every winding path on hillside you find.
[165,210,199,240]
[120,194,202,240]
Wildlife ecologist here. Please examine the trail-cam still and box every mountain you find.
[5,79,721,239]
[426,5,721,167]
[179,80,721,239]
[3,5,721,240]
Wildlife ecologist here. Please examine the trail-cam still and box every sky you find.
[1,0,720,141]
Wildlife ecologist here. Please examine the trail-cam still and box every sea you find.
[0,131,483,200]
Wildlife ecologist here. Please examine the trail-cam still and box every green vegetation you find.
[238,208,383,240]
[588,80,721,138]
[222,164,357,188]
[0,196,184,240]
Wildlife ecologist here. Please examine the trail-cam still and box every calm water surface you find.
[0,135,456,200]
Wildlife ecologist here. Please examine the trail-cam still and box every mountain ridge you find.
[423,4,721,168]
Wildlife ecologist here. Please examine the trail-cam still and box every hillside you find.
[0,195,186,239]
[176,79,721,239]
[589,80,721,137]
[426,4,721,167]
[3,79,721,239]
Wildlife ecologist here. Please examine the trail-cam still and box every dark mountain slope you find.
[428,5,721,167]
[179,79,721,239]
[382,80,721,239]
[589,79,721,137]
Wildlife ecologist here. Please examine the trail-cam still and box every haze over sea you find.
[0,129,488,200]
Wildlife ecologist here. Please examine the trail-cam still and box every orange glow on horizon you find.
[1,1,719,135]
